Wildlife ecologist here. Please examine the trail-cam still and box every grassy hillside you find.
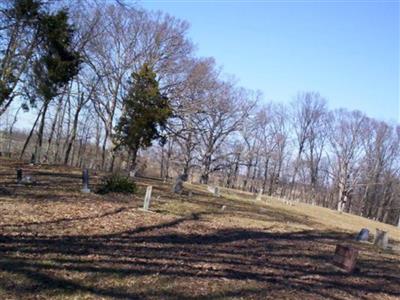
[0,158,399,300]
[210,185,400,243]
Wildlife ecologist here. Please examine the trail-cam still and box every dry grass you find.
[0,158,399,300]
[189,183,400,243]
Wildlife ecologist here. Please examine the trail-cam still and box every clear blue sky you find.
[139,0,399,123]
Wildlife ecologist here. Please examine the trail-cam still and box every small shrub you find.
[97,174,136,194]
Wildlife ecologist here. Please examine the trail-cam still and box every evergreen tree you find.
[115,64,172,171]
[34,9,81,101]
[32,9,81,162]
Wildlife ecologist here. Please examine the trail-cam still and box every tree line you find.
[0,0,399,226]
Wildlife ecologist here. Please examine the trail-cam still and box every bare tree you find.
[329,109,366,212]
[195,84,257,184]
[0,0,42,116]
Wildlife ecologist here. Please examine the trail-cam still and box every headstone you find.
[188,191,193,198]
[207,186,220,197]
[16,168,22,184]
[355,228,369,242]
[332,244,358,273]
[256,189,263,201]
[374,229,388,250]
[172,175,185,194]
[143,185,152,211]
[284,199,294,206]
[81,169,90,193]
[21,176,33,184]
[220,205,226,212]
[214,186,220,197]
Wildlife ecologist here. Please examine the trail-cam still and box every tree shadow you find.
[0,207,130,229]
[0,215,398,299]
[0,162,399,299]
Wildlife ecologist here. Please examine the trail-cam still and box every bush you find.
[97,174,136,194]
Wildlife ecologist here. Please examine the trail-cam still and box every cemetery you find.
[0,1,399,299]
[0,157,399,299]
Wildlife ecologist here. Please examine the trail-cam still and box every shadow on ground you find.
[0,159,399,299]
[0,213,399,300]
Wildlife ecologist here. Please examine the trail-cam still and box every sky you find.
[139,0,400,123]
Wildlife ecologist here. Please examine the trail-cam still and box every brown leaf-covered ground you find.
[0,158,399,299]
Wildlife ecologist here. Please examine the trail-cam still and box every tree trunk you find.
[250,153,259,192]
[20,106,43,159]
[64,105,82,165]
[397,214,400,228]
[230,152,240,188]
[262,157,270,193]
[200,173,209,185]
[101,129,109,170]
[45,98,63,159]
[54,98,68,163]
[243,157,253,191]
[164,140,173,180]
[130,146,139,173]
[7,106,21,154]
[200,154,212,184]
[109,150,116,172]
[160,144,165,179]
[34,100,51,164]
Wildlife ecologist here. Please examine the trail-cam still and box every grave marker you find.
[207,185,220,197]
[143,186,153,211]
[21,176,34,184]
[332,244,358,273]
[256,189,263,201]
[374,229,388,250]
[16,168,22,184]
[172,175,184,194]
[259,207,268,213]
[81,169,90,193]
[355,228,369,242]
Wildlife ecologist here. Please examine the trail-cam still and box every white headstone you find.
[21,176,33,184]
[207,186,220,197]
[81,169,90,193]
[374,229,388,250]
[143,186,153,211]
[256,189,263,201]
